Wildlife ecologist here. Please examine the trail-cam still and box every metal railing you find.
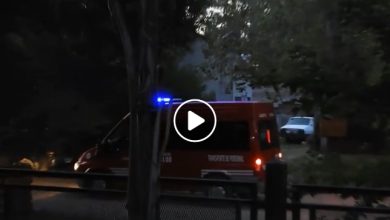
[4,162,390,220]
[160,176,259,220]
[289,184,390,220]
[0,168,259,220]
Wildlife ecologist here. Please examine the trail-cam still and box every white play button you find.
[173,99,217,143]
[187,111,205,131]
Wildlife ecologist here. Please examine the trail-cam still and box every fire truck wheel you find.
[78,170,114,190]
[203,173,235,198]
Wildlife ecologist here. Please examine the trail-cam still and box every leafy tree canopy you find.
[200,0,390,137]
[0,0,207,157]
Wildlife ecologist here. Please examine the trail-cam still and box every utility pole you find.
[109,0,160,219]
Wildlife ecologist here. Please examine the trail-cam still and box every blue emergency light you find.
[153,93,172,106]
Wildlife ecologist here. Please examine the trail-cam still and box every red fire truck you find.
[73,101,281,188]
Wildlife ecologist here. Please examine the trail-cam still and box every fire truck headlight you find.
[73,162,80,171]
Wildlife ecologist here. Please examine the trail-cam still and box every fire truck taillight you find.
[255,158,262,171]
[266,129,271,144]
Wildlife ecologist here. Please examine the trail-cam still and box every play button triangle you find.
[187,111,205,131]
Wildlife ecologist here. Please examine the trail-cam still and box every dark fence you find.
[160,177,258,220]
[260,160,390,220]
[2,162,390,220]
[289,184,390,220]
[0,168,259,220]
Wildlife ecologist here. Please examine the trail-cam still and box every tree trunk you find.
[109,0,160,220]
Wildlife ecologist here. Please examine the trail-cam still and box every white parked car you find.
[280,117,314,143]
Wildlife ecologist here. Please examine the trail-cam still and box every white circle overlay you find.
[173,99,217,143]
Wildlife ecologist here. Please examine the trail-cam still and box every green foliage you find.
[0,0,207,157]
[289,153,390,188]
[160,65,205,99]
[200,0,390,146]
[202,0,389,102]
[158,48,206,99]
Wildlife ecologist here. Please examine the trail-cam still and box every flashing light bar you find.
[153,92,184,107]
[157,97,171,103]
[153,92,175,107]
